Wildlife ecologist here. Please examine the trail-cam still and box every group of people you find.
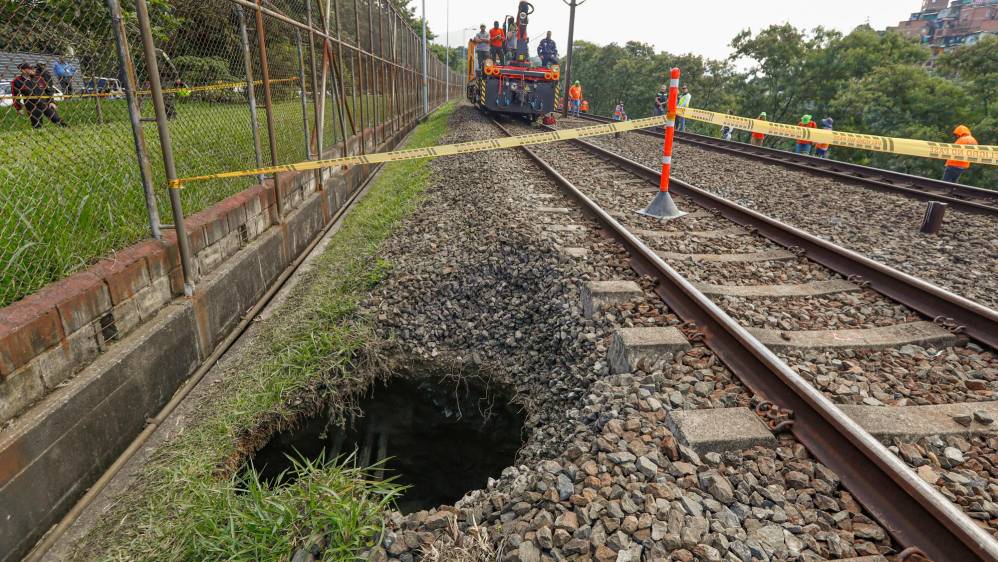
[651,85,978,183]
[10,61,69,129]
[472,22,559,71]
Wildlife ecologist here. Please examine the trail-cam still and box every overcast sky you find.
[424,0,920,63]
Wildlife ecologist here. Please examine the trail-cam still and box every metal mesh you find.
[0,1,149,305]
[0,0,460,308]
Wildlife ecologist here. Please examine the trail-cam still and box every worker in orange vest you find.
[814,117,833,158]
[750,112,767,146]
[943,125,978,184]
[489,21,506,65]
[794,114,817,155]
[580,99,589,113]
[568,81,582,117]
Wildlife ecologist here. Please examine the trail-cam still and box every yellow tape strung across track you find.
[679,107,997,166]
[169,110,997,189]
[0,77,299,102]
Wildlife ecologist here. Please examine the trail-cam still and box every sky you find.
[423,0,920,64]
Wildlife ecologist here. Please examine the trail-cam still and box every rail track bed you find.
[558,116,998,313]
[491,114,998,560]
[576,115,998,215]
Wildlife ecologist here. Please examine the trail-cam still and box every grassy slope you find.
[71,102,455,562]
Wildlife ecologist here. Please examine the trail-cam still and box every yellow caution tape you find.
[0,77,299,102]
[169,109,998,189]
[679,107,997,165]
[168,115,669,188]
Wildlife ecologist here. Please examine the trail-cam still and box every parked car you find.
[0,80,11,107]
[0,80,64,107]
[83,77,124,99]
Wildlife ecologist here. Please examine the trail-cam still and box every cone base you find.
[637,191,687,220]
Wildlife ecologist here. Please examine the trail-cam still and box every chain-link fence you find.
[0,0,460,308]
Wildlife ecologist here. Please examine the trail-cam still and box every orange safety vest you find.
[946,132,978,169]
[568,85,582,100]
[489,28,505,48]
[796,120,816,145]
[580,100,589,112]
[751,130,766,140]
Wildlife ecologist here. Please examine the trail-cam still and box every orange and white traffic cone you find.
[639,67,686,220]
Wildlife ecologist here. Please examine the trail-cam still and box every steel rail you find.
[491,117,998,562]
[558,132,998,350]
[576,114,998,216]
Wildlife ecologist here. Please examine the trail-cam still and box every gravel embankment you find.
[363,106,895,561]
[560,117,998,312]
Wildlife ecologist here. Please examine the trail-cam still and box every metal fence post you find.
[107,0,161,241]
[305,0,324,178]
[254,0,283,220]
[352,0,367,154]
[235,5,265,185]
[134,0,197,294]
[294,29,312,162]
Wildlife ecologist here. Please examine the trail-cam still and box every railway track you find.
[575,114,998,216]
[491,116,998,561]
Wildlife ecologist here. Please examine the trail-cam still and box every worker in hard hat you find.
[794,114,817,155]
[750,112,767,146]
[943,125,979,184]
[814,117,834,158]
[676,85,691,131]
[568,80,582,117]
[653,85,668,116]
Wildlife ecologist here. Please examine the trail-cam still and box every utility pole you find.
[560,0,586,117]
[421,0,429,114]
[445,0,450,100]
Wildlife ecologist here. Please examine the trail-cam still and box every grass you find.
[0,88,396,308]
[70,101,455,562]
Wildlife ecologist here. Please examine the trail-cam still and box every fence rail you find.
[0,0,461,308]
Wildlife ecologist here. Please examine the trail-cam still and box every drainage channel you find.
[249,375,524,514]
[490,117,998,562]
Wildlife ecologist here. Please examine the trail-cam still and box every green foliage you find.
[71,102,456,561]
[570,24,995,189]
[937,36,998,117]
[172,56,242,102]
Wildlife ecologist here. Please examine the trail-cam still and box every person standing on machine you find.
[489,21,506,65]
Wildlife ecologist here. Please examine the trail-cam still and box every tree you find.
[729,24,838,123]
[391,0,435,41]
[937,35,998,118]
[830,63,971,176]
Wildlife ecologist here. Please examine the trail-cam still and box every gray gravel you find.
[559,117,998,312]
[893,433,998,536]
[361,106,895,561]
[783,342,998,406]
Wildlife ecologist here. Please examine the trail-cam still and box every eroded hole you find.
[249,375,525,513]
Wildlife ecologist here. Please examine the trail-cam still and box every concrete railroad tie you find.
[749,321,958,351]
[657,249,795,263]
[608,327,692,374]
[581,280,644,319]
[669,402,998,455]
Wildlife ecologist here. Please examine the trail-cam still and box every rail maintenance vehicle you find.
[466,1,559,122]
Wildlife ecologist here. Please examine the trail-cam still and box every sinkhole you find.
[250,376,525,513]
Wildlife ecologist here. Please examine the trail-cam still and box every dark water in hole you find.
[250,377,524,513]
